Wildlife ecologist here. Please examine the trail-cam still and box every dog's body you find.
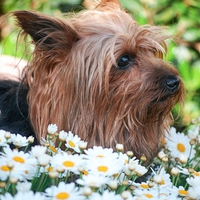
[0,0,184,162]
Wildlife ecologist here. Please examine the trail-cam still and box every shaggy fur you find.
[0,0,184,162]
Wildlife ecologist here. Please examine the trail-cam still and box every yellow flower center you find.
[97,166,108,172]
[177,143,185,152]
[49,145,57,153]
[144,194,153,198]
[97,155,104,158]
[47,166,54,172]
[63,161,74,168]
[161,179,165,185]
[83,170,88,175]
[178,189,188,196]
[193,171,200,176]
[1,165,9,171]
[13,156,25,163]
[68,140,75,148]
[56,192,70,199]
[140,184,149,189]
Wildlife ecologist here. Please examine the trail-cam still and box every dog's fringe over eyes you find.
[0,0,185,163]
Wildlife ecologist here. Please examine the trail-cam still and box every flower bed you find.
[0,120,200,200]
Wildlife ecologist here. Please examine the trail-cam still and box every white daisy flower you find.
[0,147,37,180]
[0,191,46,200]
[134,188,159,199]
[166,127,196,159]
[47,124,58,135]
[11,134,29,147]
[0,130,8,147]
[45,182,85,200]
[84,146,118,160]
[177,186,188,197]
[187,186,200,199]
[59,130,68,141]
[187,175,200,188]
[76,173,110,188]
[31,145,47,158]
[51,152,84,174]
[90,190,123,200]
[65,131,81,153]
[86,156,123,176]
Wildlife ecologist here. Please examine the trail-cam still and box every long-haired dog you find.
[0,0,184,163]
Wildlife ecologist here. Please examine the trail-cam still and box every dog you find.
[0,0,184,163]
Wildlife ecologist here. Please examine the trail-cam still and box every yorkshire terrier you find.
[0,0,184,162]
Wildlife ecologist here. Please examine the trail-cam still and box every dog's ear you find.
[13,11,79,52]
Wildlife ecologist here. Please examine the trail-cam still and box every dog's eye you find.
[116,55,133,69]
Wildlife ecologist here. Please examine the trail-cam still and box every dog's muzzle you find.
[165,75,180,94]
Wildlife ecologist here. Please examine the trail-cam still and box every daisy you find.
[51,152,84,174]
[76,173,110,188]
[11,134,29,147]
[187,186,200,199]
[89,190,123,200]
[166,127,196,159]
[31,145,47,158]
[0,147,37,180]
[0,130,8,147]
[86,156,123,176]
[65,131,81,153]
[45,182,85,200]
[84,146,118,160]
[47,124,58,135]
[0,191,46,200]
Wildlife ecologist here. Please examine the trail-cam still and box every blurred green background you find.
[0,0,200,130]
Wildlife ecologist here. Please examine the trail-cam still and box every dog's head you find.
[13,0,184,162]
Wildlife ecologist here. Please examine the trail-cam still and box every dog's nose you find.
[166,76,180,93]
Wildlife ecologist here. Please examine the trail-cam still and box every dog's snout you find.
[166,76,180,93]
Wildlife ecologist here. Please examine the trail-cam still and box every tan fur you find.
[13,0,184,162]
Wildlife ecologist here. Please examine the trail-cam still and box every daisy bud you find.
[158,151,166,160]
[79,141,88,150]
[128,163,136,171]
[0,182,6,188]
[180,154,188,164]
[49,170,58,178]
[56,166,65,173]
[4,131,11,139]
[9,176,18,184]
[171,167,179,176]
[135,165,148,176]
[116,143,124,151]
[47,124,58,135]
[153,175,162,184]
[140,155,147,162]
[59,130,67,141]
[82,186,92,196]
[126,151,134,158]
[121,191,131,199]
[188,168,194,174]
[190,139,196,145]
[122,180,129,186]
[28,136,34,143]
[108,180,118,190]
[162,156,168,163]
[148,181,154,188]
[7,160,14,169]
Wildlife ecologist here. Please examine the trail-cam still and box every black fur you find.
[0,80,38,145]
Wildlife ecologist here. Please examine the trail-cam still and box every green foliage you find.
[0,0,199,128]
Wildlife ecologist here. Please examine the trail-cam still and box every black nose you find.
[166,76,180,93]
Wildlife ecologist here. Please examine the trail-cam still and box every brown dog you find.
[0,0,184,162]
